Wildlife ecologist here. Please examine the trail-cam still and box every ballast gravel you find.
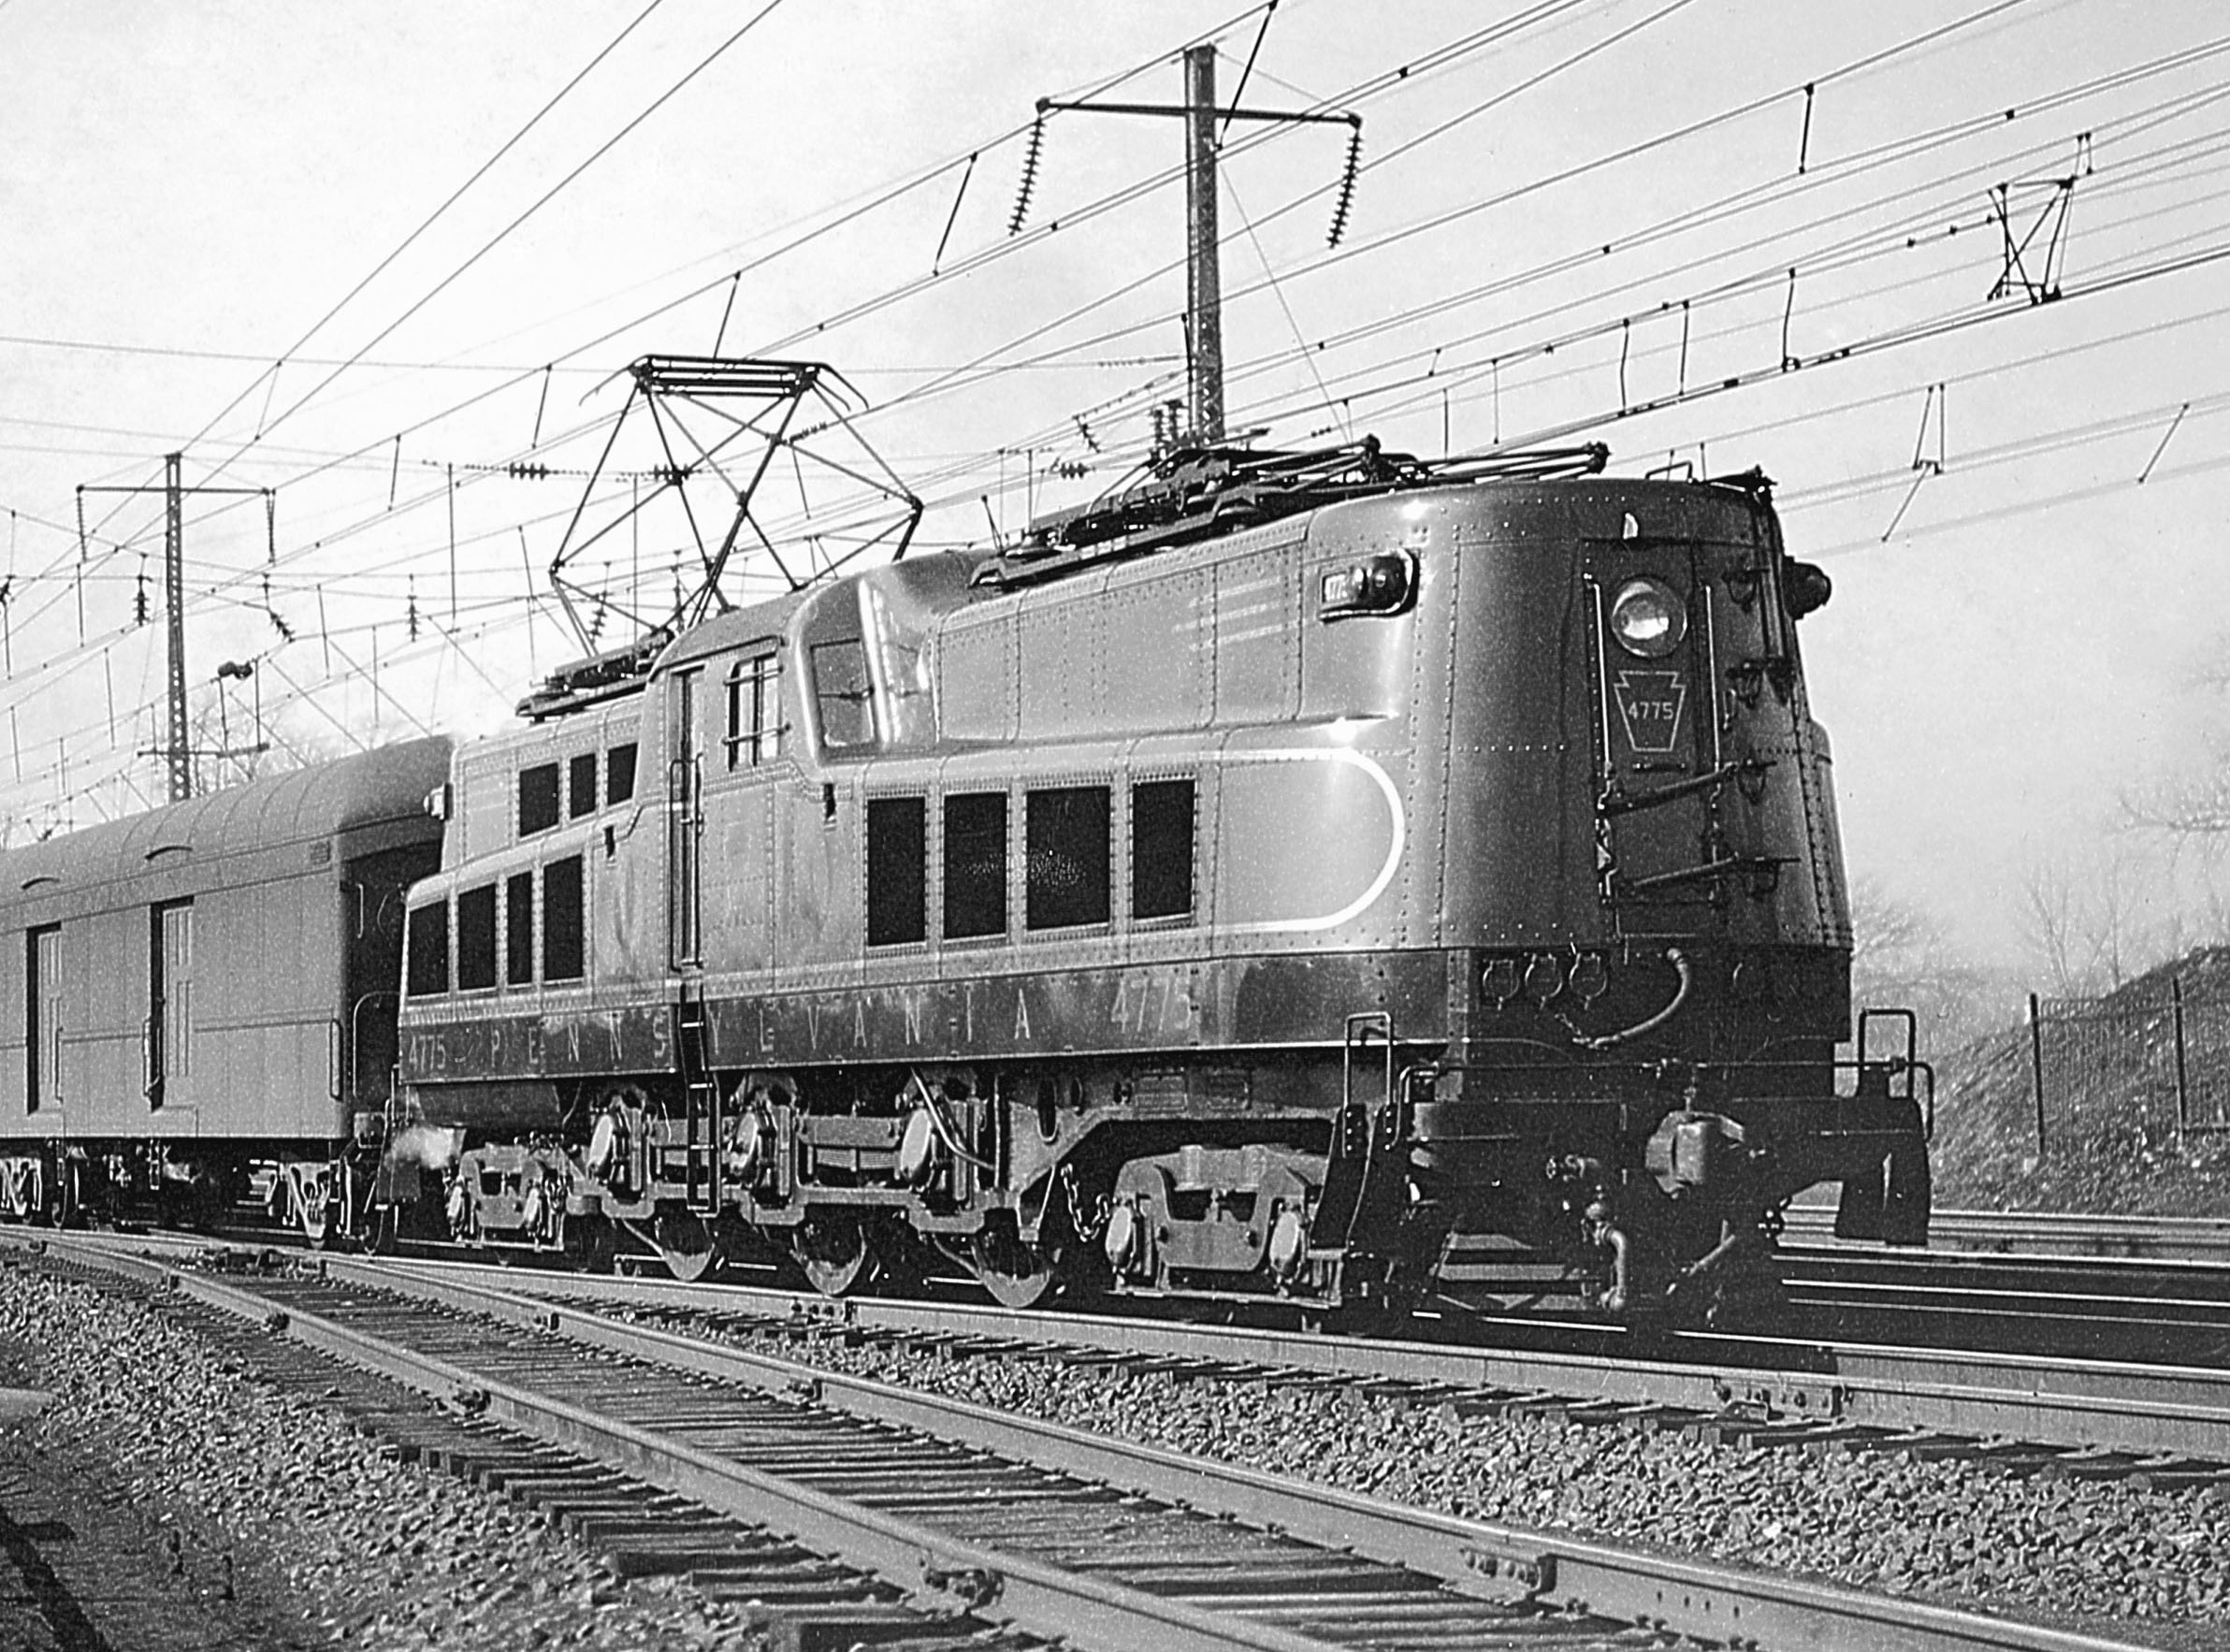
[3,1253,2223,1650]
[684,1311,2230,1651]
[0,1267,767,1651]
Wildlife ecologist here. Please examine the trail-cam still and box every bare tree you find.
[2017,857,2087,997]
[2123,649,2230,850]
[2016,844,2166,999]
[1848,873,2017,1051]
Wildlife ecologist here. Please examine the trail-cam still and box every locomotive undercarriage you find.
[401,1007,1930,1325]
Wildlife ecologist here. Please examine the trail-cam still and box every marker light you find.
[1319,551,1415,620]
[1608,577,1687,658]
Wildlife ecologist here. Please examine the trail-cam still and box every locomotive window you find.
[1132,778,1196,921]
[456,884,498,991]
[405,901,450,998]
[543,857,586,982]
[943,791,1007,941]
[568,752,598,819]
[725,652,783,769]
[518,763,560,837]
[606,743,637,806]
[1026,786,1111,932]
[865,796,927,947]
[811,639,874,750]
[504,872,534,986]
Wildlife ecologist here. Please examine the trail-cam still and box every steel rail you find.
[21,1233,2159,1652]
[355,1248,2230,1465]
[315,1251,2155,1652]
[43,1242,1334,1652]
[1781,1205,2230,1263]
[27,1229,2230,1463]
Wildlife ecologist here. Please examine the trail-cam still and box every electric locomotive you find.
[396,431,1930,1318]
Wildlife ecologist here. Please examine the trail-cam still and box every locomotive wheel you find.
[297,1167,335,1248]
[973,1215,1064,1310]
[563,1212,617,1275]
[796,1214,874,1297]
[651,1207,720,1283]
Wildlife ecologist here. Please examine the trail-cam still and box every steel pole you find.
[165,451,189,802]
[1183,44,1223,443]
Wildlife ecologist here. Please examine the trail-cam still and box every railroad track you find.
[371,1248,2230,1478]
[1774,1206,2230,1364]
[6,1231,2171,1652]
[1782,1206,2230,1263]
[121,1205,2230,1376]
[1773,1241,2230,1365]
[41,1225,2230,1476]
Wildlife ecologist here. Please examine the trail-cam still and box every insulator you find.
[1072,413,1100,455]
[134,561,149,627]
[268,607,295,643]
[1009,114,1046,237]
[1327,121,1362,249]
[407,577,420,642]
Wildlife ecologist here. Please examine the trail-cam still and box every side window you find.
[943,791,1007,941]
[865,796,926,947]
[1131,778,1196,921]
[606,744,637,806]
[406,901,450,997]
[811,639,873,750]
[725,652,783,769]
[518,763,560,836]
[1026,786,1110,931]
[543,857,586,982]
[568,753,598,819]
[25,924,59,1114]
[456,884,498,991]
[504,873,534,986]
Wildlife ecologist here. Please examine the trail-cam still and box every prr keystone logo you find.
[1613,671,1687,754]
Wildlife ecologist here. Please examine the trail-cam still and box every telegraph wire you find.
[1799,447,2230,559]
[7,7,2223,811]
[82,0,1725,582]
[178,0,678,465]
[0,332,615,373]
[975,34,2230,428]
[215,1,792,484]
[844,0,2074,432]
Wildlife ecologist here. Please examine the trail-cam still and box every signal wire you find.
[0,3,2176,793]
[228,1,789,480]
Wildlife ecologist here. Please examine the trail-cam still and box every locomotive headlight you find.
[1608,577,1687,658]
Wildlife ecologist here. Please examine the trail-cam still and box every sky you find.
[3,0,2227,964]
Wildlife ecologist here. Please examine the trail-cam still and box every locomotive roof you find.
[653,552,981,674]
[0,734,454,901]
[539,456,1777,710]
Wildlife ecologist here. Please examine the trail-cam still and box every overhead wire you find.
[7,5,2224,816]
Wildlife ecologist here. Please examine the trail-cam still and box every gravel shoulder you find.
[0,1265,768,1651]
